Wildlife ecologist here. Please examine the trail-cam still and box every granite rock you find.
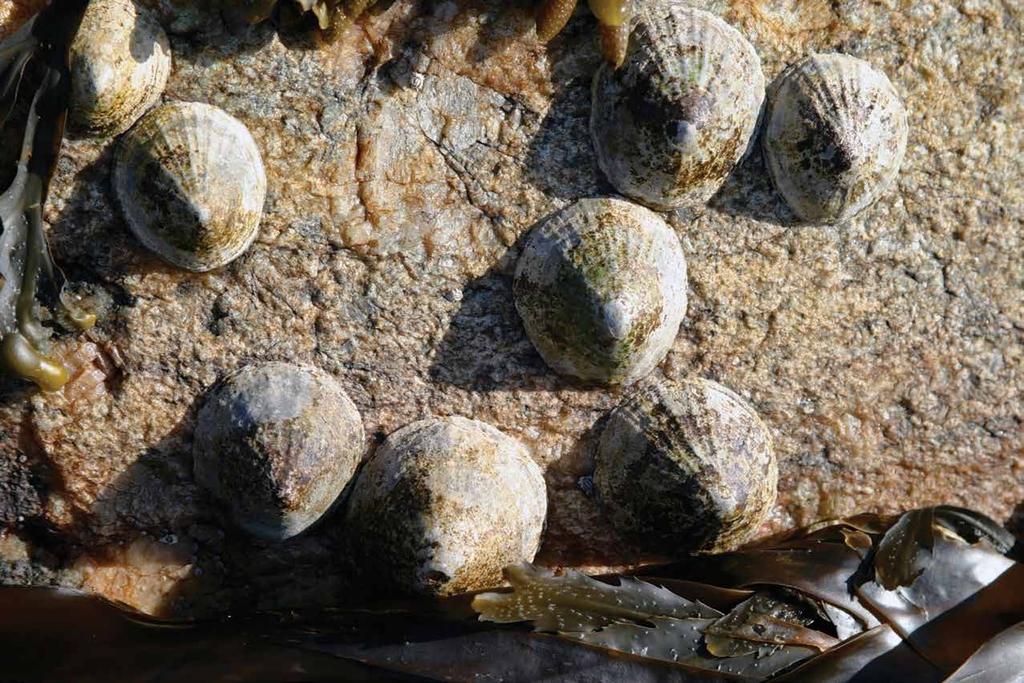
[0,0,1021,617]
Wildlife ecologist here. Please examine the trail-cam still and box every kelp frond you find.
[0,0,93,391]
[475,506,1024,680]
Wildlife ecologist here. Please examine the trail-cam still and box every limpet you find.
[590,3,765,209]
[193,362,364,541]
[344,416,547,597]
[594,377,778,553]
[762,53,909,224]
[113,101,267,272]
[68,0,171,138]
[514,197,687,386]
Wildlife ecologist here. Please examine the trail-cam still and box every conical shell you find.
[344,416,547,597]
[513,198,687,385]
[113,102,267,272]
[193,362,364,541]
[763,53,909,224]
[594,378,777,553]
[590,3,765,210]
[69,0,171,138]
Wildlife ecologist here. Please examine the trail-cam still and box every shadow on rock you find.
[522,49,608,200]
[49,147,137,295]
[708,138,801,228]
[427,254,557,393]
[533,400,664,569]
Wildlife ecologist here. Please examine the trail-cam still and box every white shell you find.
[514,198,687,386]
[344,416,547,597]
[193,362,364,541]
[590,3,765,210]
[69,0,171,138]
[595,378,778,553]
[763,53,909,224]
[113,102,267,272]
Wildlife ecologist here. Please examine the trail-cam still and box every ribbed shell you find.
[763,53,909,224]
[113,102,267,272]
[594,378,778,553]
[513,198,687,386]
[590,3,765,210]
[344,416,547,597]
[69,0,171,138]
[193,362,364,541]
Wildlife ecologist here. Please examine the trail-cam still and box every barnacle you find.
[0,0,95,392]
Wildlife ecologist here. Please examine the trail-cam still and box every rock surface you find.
[0,0,1021,618]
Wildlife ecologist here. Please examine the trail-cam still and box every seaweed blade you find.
[473,563,819,678]
[0,0,91,390]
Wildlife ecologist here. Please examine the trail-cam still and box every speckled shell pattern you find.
[193,362,364,541]
[344,416,547,597]
[590,2,765,210]
[113,101,267,272]
[594,378,778,554]
[69,0,171,138]
[513,198,687,386]
[763,53,909,224]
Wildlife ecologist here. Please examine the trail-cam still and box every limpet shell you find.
[594,377,777,553]
[590,3,765,210]
[763,53,909,224]
[344,416,547,597]
[69,0,171,138]
[193,362,364,541]
[513,198,687,386]
[113,102,267,272]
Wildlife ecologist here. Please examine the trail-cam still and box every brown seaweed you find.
[476,506,1024,681]
[6,506,1019,681]
[228,0,635,65]
[0,0,93,391]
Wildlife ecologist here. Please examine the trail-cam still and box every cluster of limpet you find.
[344,416,547,597]
[193,362,364,541]
[513,197,688,386]
[590,3,766,210]
[1,0,919,597]
[113,101,267,272]
[763,53,909,224]
[68,0,171,138]
[594,377,778,554]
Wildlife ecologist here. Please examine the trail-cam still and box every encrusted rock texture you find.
[0,0,1021,618]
